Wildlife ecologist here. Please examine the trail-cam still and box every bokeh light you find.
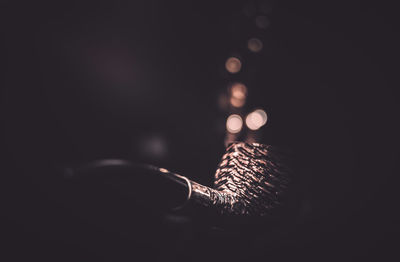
[230,96,245,108]
[229,83,247,108]
[226,114,243,133]
[137,134,167,159]
[225,57,242,74]
[247,38,263,53]
[245,109,268,130]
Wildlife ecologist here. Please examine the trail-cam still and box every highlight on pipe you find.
[162,142,291,216]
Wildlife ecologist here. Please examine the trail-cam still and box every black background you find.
[1,0,398,261]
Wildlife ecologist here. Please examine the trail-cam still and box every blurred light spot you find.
[247,38,263,53]
[138,135,167,159]
[159,168,169,173]
[94,159,130,166]
[225,57,242,74]
[245,109,268,130]
[229,83,247,108]
[230,97,245,108]
[255,16,270,29]
[231,83,247,99]
[226,114,243,134]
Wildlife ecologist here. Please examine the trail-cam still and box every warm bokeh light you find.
[225,57,242,74]
[255,16,270,29]
[231,83,247,99]
[229,83,247,107]
[230,97,245,108]
[245,109,268,130]
[247,38,263,53]
[226,114,243,134]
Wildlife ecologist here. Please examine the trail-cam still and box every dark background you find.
[1,0,398,261]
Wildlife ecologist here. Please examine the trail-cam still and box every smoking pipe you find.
[68,142,291,217]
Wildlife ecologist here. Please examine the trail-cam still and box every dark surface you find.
[1,0,398,261]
